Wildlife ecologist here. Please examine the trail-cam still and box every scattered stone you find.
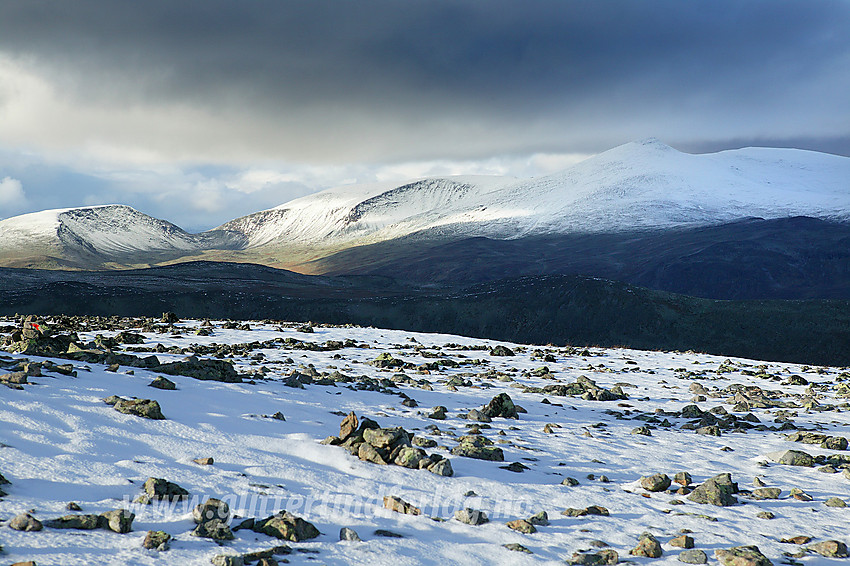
[764,450,814,467]
[383,495,421,515]
[193,457,214,465]
[148,376,176,390]
[466,408,491,422]
[789,488,812,501]
[481,393,518,419]
[374,529,404,538]
[670,534,695,548]
[455,508,489,525]
[193,498,230,524]
[641,473,672,492]
[113,398,166,420]
[501,462,530,473]
[674,472,693,486]
[687,473,738,506]
[358,442,388,465]
[528,511,549,526]
[339,412,358,440]
[780,536,811,544]
[503,543,533,553]
[210,555,244,566]
[808,541,848,558]
[139,477,189,503]
[99,509,134,533]
[825,496,847,507]
[45,514,100,530]
[561,477,580,486]
[191,519,234,541]
[428,406,447,419]
[756,511,775,519]
[632,426,652,436]
[714,545,773,566]
[751,488,781,500]
[630,532,663,558]
[568,549,619,565]
[9,513,42,532]
[339,527,361,541]
[143,530,171,551]
[562,505,609,517]
[506,519,536,534]
[428,458,454,477]
[490,345,515,356]
[253,511,320,541]
[679,549,709,564]
[451,435,505,461]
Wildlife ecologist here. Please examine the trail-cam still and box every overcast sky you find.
[1,1,848,230]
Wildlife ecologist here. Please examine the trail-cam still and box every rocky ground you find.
[0,314,849,565]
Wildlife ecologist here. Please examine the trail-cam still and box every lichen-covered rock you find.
[358,442,388,465]
[211,554,244,566]
[9,513,43,532]
[99,509,134,533]
[113,398,166,420]
[143,530,171,550]
[455,507,489,525]
[751,488,781,500]
[191,519,234,540]
[383,495,420,515]
[193,498,230,524]
[687,473,738,506]
[253,511,320,541]
[394,446,426,468]
[630,533,663,558]
[148,376,176,390]
[427,457,454,477]
[808,541,848,558]
[640,473,671,492]
[764,449,814,467]
[340,527,361,541]
[140,477,189,502]
[562,505,609,517]
[670,534,694,548]
[489,345,515,356]
[715,546,773,566]
[679,549,708,564]
[153,356,241,383]
[339,411,358,441]
[568,550,619,565]
[506,519,536,534]
[451,435,505,461]
[482,393,518,419]
[363,427,406,448]
[45,514,100,529]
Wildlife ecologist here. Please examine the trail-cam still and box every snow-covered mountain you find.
[0,205,245,269]
[1,140,848,270]
[219,139,850,250]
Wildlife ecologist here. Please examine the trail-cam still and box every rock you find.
[9,513,43,531]
[562,505,609,517]
[506,519,536,534]
[141,477,189,502]
[45,514,100,529]
[674,472,693,486]
[99,509,134,533]
[503,543,533,553]
[489,345,515,356]
[394,446,426,468]
[789,487,812,501]
[66,502,82,511]
[501,462,530,473]
[339,527,361,541]
[670,534,694,548]
[756,511,775,519]
[451,435,505,461]
[679,549,708,564]
[374,529,404,537]
[191,519,234,540]
[339,412,358,441]
[640,473,672,492]
[528,511,549,526]
[714,546,773,566]
[427,458,454,477]
[466,409,491,423]
[242,546,293,563]
[358,442,388,465]
[808,541,848,558]
[687,473,738,506]
[383,495,420,515]
[630,533,663,558]
[428,406,447,419]
[211,555,244,566]
[148,376,176,390]
[482,393,518,419]
[632,426,652,436]
[142,530,171,550]
[780,536,810,544]
[825,496,847,507]
[561,477,580,486]
[253,511,320,541]
[412,436,437,448]
[363,427,406,448]
[193,498,230,524]
[153,357,241,383]
[455,508,489,525]
[764,449,814,467]
[568,550,619,565]
[822,436,848,450]
[193,457,214,465]
[0,472,9,485]
[113,398,166,420]
[161,312,179,323]
[751,488,781,500]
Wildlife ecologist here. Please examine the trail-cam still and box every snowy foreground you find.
[1,318,849,565]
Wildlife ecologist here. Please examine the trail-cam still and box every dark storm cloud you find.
[0,0,848,163]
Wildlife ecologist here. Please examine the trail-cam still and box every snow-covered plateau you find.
[1,316,849,565]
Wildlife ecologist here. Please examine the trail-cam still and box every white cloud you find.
[0,176,25,206]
